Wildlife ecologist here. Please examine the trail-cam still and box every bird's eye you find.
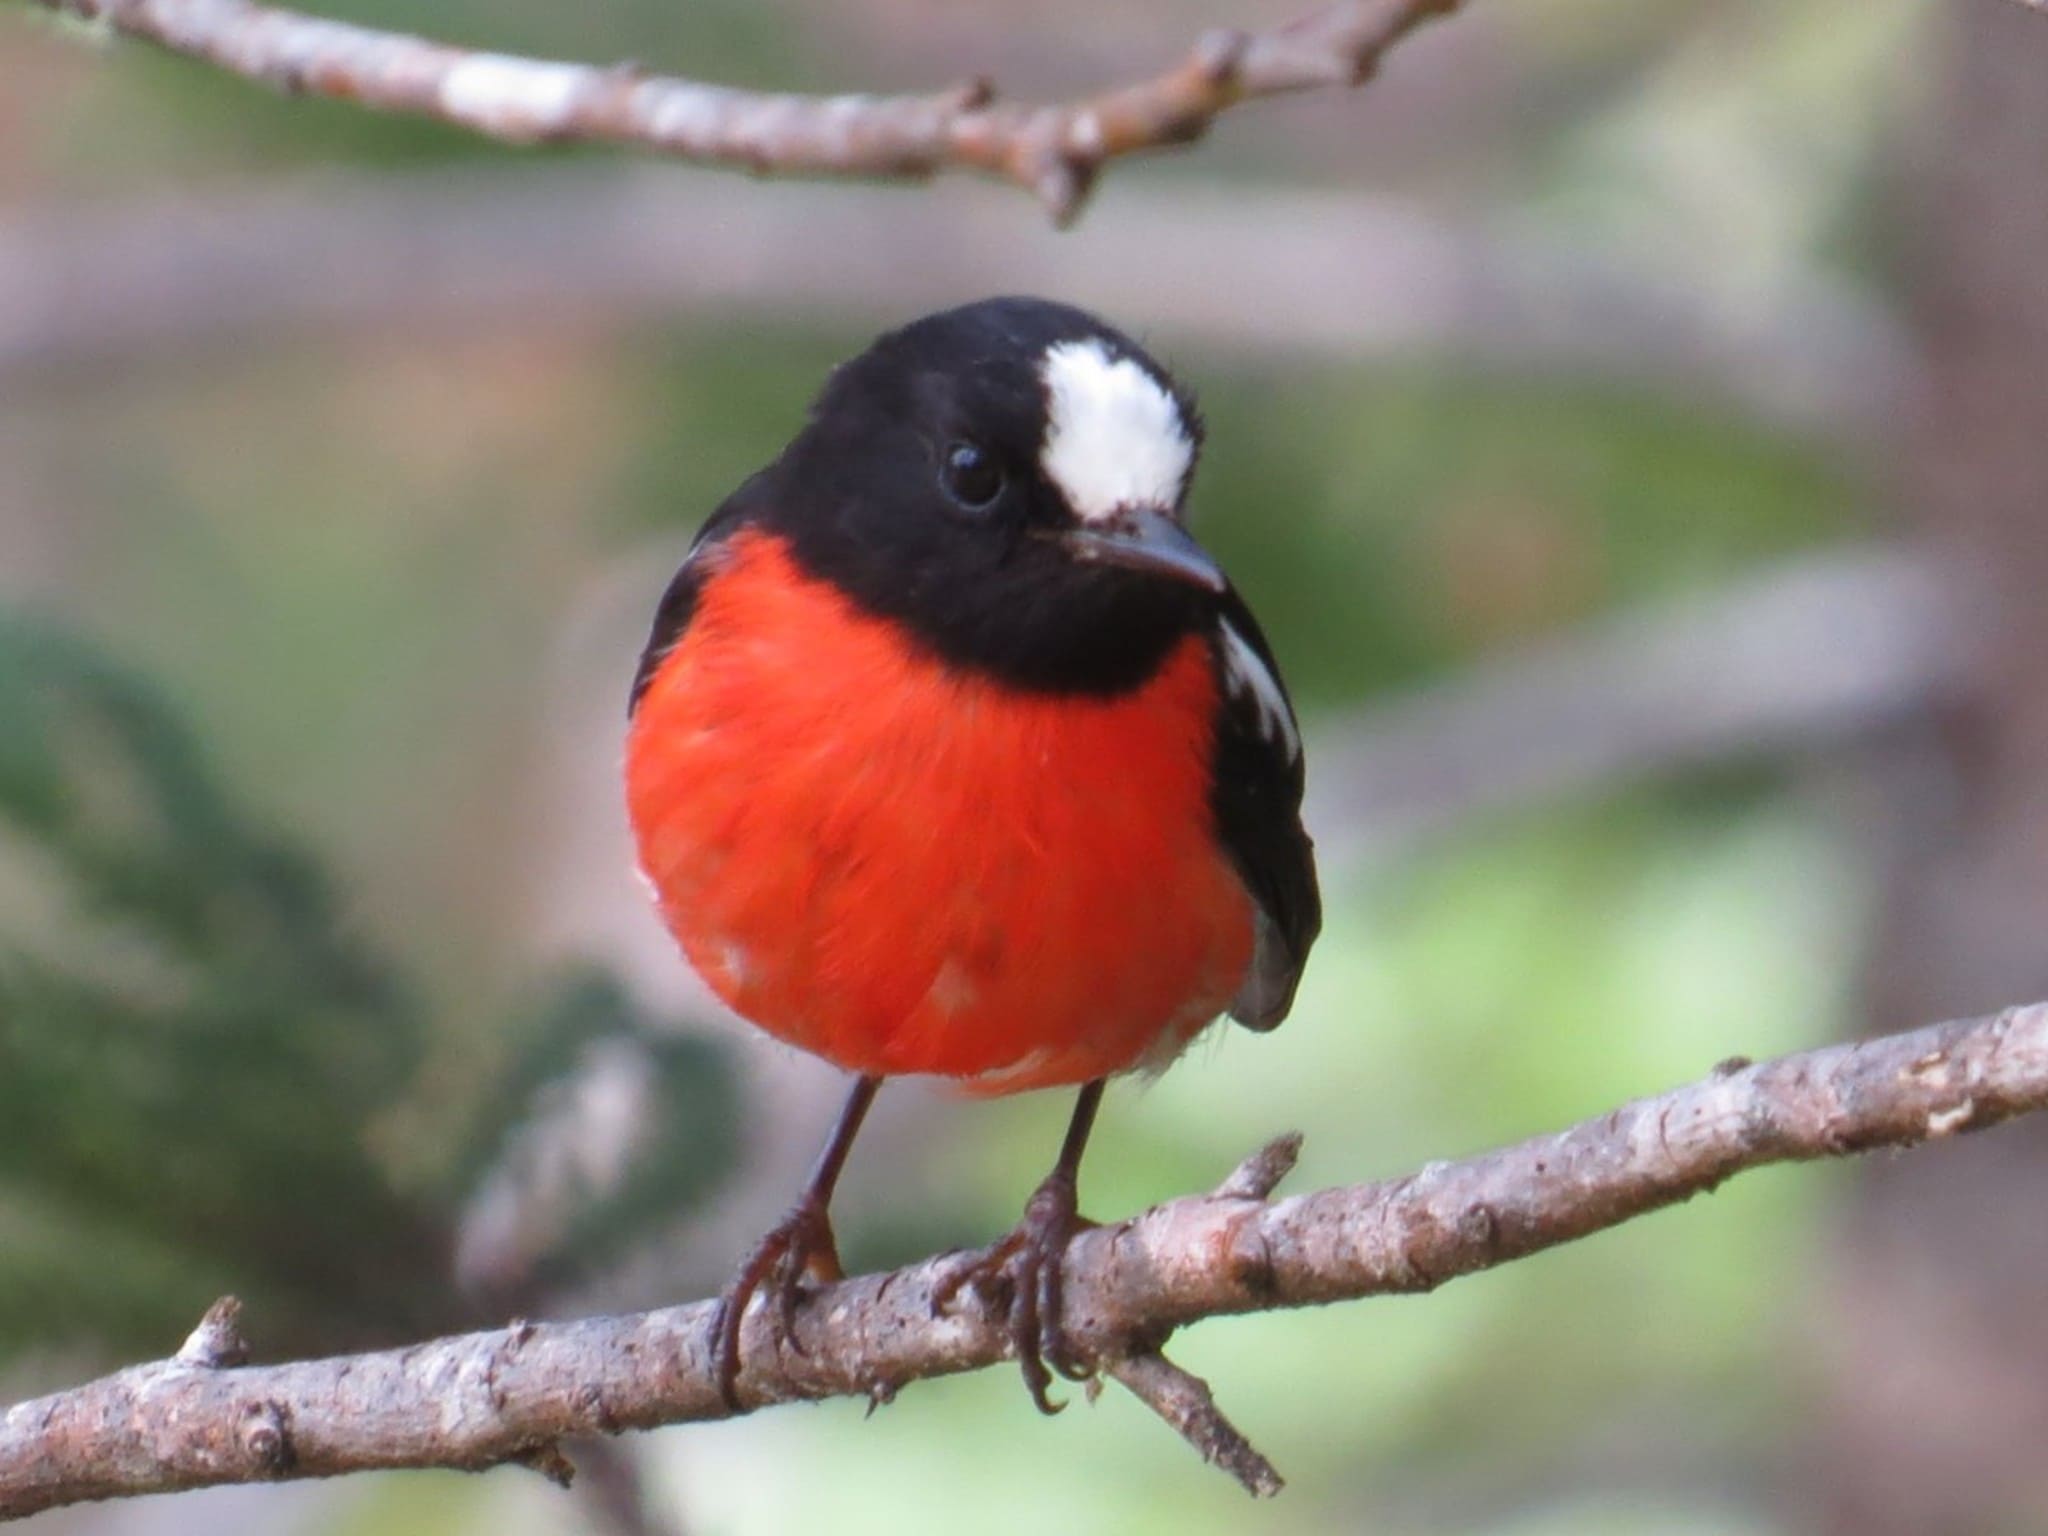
[939,440,1003,511]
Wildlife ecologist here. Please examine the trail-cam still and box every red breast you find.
[625,528,1256,1094]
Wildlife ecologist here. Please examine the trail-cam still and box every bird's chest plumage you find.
[625,530,1255,1091]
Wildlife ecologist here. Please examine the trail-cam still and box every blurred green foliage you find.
[0,612,738,1360]
[0,609,437,1353]
[449,969,739,1302]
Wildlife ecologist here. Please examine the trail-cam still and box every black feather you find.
[1207,590,1320,1030]
[626,484,762,715]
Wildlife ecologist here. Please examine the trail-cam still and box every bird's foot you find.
[931,1172,1096,1414]
[709,1196,843,1408]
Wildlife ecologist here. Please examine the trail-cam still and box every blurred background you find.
[4,0,2046,1531]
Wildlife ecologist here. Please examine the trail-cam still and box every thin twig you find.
[1210,1132,1304,1202]
[1106,1352,1285,1497]
[27,0,1465,223]
[171,1298,250,1370]
[4,1000,2046,1517]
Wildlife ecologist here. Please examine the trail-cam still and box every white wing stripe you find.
[1220,619,1301,762]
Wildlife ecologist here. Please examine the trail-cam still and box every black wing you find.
[1208,590,1320,1030]
[626,485,763,717]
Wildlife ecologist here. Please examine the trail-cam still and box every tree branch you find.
[28,0,1464,223]
[1308,547,1960,870]
[6,999,2047,1518]
[0,168,1909,442]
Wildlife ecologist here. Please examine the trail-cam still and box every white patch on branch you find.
[437,55,590,137]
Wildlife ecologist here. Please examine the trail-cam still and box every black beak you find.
[1057,507,1227,593]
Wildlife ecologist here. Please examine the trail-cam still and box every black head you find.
[756,297,1224,695]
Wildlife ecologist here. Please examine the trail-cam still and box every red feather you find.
[626,528,1255,1093]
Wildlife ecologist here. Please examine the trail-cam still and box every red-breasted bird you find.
[625,297,1319,1410]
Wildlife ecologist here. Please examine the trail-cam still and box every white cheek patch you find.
[1038,339,1194,523]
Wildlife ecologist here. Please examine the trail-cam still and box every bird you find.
[624,296,1319,1412]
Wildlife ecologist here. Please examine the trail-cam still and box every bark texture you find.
[33,0,1464,222]
[4,999,2045,1520]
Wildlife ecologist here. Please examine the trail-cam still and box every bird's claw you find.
[932,1173,1095,1413]
[710,1197,842,1408]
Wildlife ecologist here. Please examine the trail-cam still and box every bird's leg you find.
[933,1078,1105,1414]
[710,1074,881,1408]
